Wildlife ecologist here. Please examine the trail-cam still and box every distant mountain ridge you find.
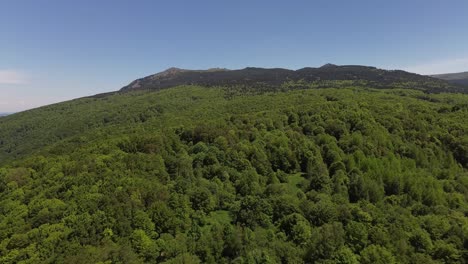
[121,64,467,93]
[127,67,230,89]
[431,71,468,86]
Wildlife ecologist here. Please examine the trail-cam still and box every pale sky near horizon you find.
[1,0,468,112]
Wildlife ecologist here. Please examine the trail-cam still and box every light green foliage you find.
[0,85,467,262]
[360,245,396,264]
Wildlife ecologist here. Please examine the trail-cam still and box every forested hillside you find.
[121,65,467,94]
[0,84,467,263]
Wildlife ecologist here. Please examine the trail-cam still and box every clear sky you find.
[1,0,468,112]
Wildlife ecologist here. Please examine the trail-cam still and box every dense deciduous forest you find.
[0,85,467,263]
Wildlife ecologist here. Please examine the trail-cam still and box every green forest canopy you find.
[0,84,467,263]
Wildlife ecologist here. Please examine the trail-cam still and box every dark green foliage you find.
[0,85,467,263]
[120,66,466,94]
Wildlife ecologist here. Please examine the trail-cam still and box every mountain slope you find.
[0,74,467,263]
[121,65,465,93]
[432,71,468,86]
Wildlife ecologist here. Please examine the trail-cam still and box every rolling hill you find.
[121,65,466,94]
[0,66,467,263]
[432,71,468,86]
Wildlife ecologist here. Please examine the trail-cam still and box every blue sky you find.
[1,0,468,112]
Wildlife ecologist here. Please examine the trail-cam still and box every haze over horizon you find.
[1,0,468,112]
